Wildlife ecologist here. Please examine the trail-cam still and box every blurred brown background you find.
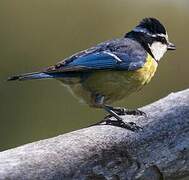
[0,0,188,151]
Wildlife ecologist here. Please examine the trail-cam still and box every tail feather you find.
[8,72,53,81]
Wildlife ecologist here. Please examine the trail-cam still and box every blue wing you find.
[46,51,146,73]
[45,38,147,73]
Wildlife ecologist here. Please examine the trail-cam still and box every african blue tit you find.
[8,17,176,131]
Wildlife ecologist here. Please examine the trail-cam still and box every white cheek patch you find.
[149,42,167,61]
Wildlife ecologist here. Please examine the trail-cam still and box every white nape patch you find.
[133,27,156,37]
[149,42,167,61]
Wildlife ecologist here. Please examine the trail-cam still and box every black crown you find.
[137,18,166,35]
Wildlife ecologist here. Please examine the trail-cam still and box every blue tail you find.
[8,72,55,81]
[7,71,82,81]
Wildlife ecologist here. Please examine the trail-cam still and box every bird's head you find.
[125,17,176,61]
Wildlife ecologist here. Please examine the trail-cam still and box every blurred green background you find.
[0,0,188,151]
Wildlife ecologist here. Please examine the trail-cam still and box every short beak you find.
[167,42,176,50]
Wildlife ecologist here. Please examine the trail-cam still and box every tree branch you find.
[0,89,189,180]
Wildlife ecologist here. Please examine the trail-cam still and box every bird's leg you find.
[102,105,142,131]
[89,94,142,131]
[105,105,147,117]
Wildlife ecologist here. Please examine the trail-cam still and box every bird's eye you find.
[157,36,167,44]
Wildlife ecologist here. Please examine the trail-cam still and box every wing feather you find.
[45,38,147,74]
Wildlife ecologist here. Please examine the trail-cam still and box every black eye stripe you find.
[156,36,167,44]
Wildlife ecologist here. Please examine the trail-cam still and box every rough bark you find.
[0,89,189,180]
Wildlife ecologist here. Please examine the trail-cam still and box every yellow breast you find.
[131,53,158,86]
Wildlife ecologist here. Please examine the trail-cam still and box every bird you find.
[8,17,176,131]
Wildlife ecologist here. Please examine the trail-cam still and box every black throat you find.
[125,31,155,59]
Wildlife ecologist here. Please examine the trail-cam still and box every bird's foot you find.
[90,105,143,131]
[123,109,147,117]
[102,117,142,131]
[89,116,142,132]
[107,106,147,117]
